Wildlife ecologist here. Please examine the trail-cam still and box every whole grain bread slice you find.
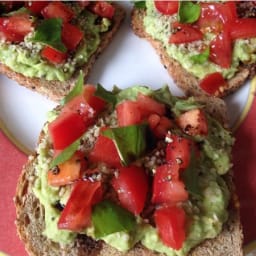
[0,4,125,102]
[131,6,256,98]
[14,95,244,256]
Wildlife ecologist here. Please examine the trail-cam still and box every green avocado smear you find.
[33,85,234,255]
[0,3,111,81]
[143,0,256,80]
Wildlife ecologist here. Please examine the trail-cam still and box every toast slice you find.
[131,3,256,98]
[15,88,243,256]
[0,3,125,101]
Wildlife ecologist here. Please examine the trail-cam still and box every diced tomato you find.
[165,134,191,170]
[47,151,87,187]
[169,22,203,44]
[230,18,256,40]
[116,100,142,127]
[152,116,173,139]
[89,132,121,168]
[154,206,186,250]
[62,95,96,127]
[0,14,34,43]
[154,1,179,15]
[41,46,67,64]
[136,93,166,117]
[112,166,149,215]
[25,1,49,14]
[210,27,232,69]
[41,2,74,23]
[48,111,87,150]
[62,23,84,51]
[199,72,228,95]
[197,2,237,34]
[176,109,208,136]
[152,163,188,204]
[83,85,106,114]
[91,1,115,19]
[58,180,102,231]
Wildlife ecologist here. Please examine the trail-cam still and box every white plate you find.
[0,2,251,153]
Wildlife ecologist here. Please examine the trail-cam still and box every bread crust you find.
[131,7,255,98]
[0,3,125,102]
[15,96,244,256]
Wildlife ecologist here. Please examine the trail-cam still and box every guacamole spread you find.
[33,85,233,255]
[0,3,112,81]
[144,0,256,80]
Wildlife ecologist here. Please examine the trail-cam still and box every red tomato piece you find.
[83,85,106,115]
[210,27,232,69]
[89,132,121,168]
[154,1,179,15]
[62,95,96,126]
[152,163,188,204]
[58,180,102,231]
[154,206,186,250]
[25,1,49,14]
[47,151,87,187]
[176,109,208,137]
[62,23,84,51]
[153,116,173,139]
[91,1,115,19]
[41,2,74,23]
[112,166,149,215]
[137,93,166,117]
[197,2,237,34]
[48,111,87,150]
[169,22,203,44]
[165,134,191,170]
[0,14,34,42]
[230,18,256,40]
[41,46,67,64]
[116,100,142,127]
[199,72,228,95]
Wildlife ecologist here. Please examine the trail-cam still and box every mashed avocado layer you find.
[33,86,233,255]
[144,0,256,80]
[0,8,110,81]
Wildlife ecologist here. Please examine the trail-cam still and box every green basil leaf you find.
[134,1,146,9]
[182,150,202,198]
[178,1,201,24]
[92,200,136,238]
[32,18,67,52]
[60,71,84,105]
[49,139,80,169]
[102,123,151,166]
[95,83,117,107]
[152,85,177,109]
[190,48,210,64]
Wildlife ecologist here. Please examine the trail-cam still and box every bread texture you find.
[131,4,256,98]
[15,95,244,256]
[0,4,125,102]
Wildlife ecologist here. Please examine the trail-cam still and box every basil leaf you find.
[60,71,84,105]
[174,98,204,116]
[153,85,177,108]
[92,200,136,238]
[190,48,210,64]
[32,18,67,52]
[95,83,117,107]
[102,123,150,166]
[134,1,146,9]
[178,1,201,24]
[182,150,202,199]
[49,139,80,169]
